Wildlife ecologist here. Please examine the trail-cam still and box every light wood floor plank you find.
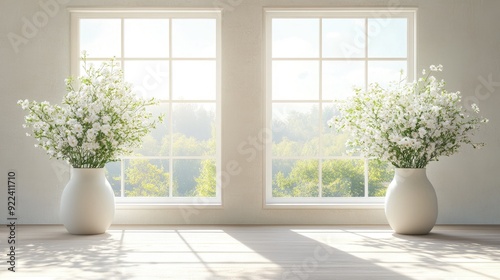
[1,225,499,279]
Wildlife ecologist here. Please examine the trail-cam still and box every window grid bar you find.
[120,157,125,197]
[158,100,217,103]
[364,159,369,197]
[120,18,126,198]
[364,25,370,85]
[273,156,365,160]
[318,18,323,198]
[82,57,216,61]
[120,156,217,160]
[271,100,343,103]
[168,18,174,198]
[120,18,125,62]
[270,57,407,61]
[363,18,369,198]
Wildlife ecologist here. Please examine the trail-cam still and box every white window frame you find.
[70,9,222,206]
[264,8,416,207]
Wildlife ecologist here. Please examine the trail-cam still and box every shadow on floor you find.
[222,226,410,280]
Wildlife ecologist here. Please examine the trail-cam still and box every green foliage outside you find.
[194,160,217,197]
[272,159,393,198]
[119,158,216,198]
[125,159,169,197]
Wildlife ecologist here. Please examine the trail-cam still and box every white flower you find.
[87,113,99,123]
[55,117,65,125]
[471,103,480,113]
[18,99,30,110]
[418,127,427,138]
[76,108,84,118]
[92,122,101,131]
[431,105,441,112]
[102,115,111,124]
[68,136,78,147]
[88,103,102,115]
[398,137,412,146]
[74,124,83,135]
[101,124,111,135]
[67,118,77,126]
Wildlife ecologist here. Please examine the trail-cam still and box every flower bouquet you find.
[19,54,162,168]
[328,65,488,168]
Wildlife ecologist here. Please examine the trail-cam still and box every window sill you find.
[263,203,384,210]
[116,202,223,210]
[264,197,385,209]
[115,197,222,210]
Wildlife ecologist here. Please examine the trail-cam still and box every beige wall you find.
[1,0,499,225]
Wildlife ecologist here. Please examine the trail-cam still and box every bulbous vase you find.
[385,168,438,235]
[60,168,115,235]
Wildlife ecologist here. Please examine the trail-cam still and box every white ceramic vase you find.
[385,168,438,235]
[60,168,115,235]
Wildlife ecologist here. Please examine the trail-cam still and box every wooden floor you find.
[1,225,500,279]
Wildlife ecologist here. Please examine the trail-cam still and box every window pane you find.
[124,61,169,100]
[172,19,216,58]
[80,19,121,58]
[124,19,169,58]
[75,13,220,202]
[322,104,352,157]
[172,61,216,100]
[368,18,407,58]
[368,60,407,86]
[124,159,169,197]
[272,61,319,100]
[105,161,121,197]
[322,18,365,58]
[368,160,393,197]
[322,159,365,197]
[172,103,216,156]
[192,159,216,197]
[267,11,412,201]
[173,159,215,197]
[272,103,319,157]
[322,61,365,101]
[132,104,169,156]
[272,159,319,197]
[272,18,319,58]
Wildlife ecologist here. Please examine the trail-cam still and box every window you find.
[265,9,415,205]
[70,10,221,205]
